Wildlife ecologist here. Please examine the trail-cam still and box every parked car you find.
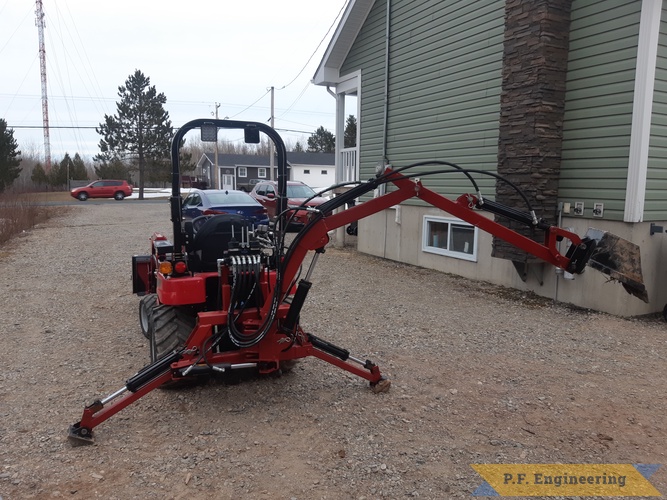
[181,189,270,227]
[71,180,133,201]
[237,179,261,192]
[249,180,329,227]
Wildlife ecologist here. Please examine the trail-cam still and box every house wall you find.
[559,0,642,220]
[646,2,667,220]
[339,0,663,316]
[356,204,658,316]
[290,165,336,189]
[342,0,504,199]
[341,0,387,182]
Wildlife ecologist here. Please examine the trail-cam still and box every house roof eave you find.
[312,0,375,87]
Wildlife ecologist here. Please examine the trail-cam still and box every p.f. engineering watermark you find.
[471,464,661,496]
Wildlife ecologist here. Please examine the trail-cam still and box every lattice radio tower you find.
[35,0,52,171]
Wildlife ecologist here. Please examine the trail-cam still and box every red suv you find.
[71,180,133,201]
[249,180,328,227]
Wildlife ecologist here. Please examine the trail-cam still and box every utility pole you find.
[35,0,51,172]
[269,86,274,181]
[214,102,220,189]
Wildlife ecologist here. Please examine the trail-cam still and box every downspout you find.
[381,0,392,258]
[381,0,391,162]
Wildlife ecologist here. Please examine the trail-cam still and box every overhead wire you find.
[45,6,83,154]
[228,89,272,119]
[277,81,311,119]
[0,4,33,56]
[278,0,349,90]
[273,0,348,129]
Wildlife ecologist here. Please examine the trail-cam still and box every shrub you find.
[0,192,53,245]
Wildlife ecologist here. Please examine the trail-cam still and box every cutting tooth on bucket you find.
[584,228,649,303]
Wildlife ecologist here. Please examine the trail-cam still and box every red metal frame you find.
[70,169,583,443]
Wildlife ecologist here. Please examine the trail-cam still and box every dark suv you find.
[71,180,133,201]
[249,180,328,228]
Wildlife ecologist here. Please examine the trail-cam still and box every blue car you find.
[181,189,270,227]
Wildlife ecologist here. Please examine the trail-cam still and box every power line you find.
[278,0,348,90]
[228,89,271,119]
[10,125,97,129]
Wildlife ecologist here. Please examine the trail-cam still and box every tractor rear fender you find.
[132,255,152,296]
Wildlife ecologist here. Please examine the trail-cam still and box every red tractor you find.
[68,119,647,445]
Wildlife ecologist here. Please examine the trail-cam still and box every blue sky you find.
[1,0,346,160]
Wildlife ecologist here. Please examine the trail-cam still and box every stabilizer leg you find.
[67,350,182,446]
[308,334,391,393]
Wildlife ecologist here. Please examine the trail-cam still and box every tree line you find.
[0,69,357,195]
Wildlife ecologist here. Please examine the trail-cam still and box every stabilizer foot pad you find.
[67,424,95,446]
[371,378,391,393]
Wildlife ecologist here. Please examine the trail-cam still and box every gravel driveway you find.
[0,202,665,499]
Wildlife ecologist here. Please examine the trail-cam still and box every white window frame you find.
[258,168,267,178]
[422,215,478,262]
[238,166,247,177]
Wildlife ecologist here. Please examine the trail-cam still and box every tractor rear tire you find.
[149,304,196,362]
[149,304,202,388]
[139,294,157,339]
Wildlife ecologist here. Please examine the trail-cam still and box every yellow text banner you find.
[471,463,661,497]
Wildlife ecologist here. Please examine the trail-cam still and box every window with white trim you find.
[238,167,247,177]
[304,169,310,174]
[258,168,267,178]
[422,216,478,261]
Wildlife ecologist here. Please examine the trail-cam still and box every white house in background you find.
[287,152,336,190]
[195,152,335,192]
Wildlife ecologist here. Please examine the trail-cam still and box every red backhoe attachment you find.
[68,119,647,445]
[584,228,648,302]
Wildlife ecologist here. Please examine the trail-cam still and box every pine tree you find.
[344,115,357,148]
[94,157,130,180]
[0,119,22,192]
[96,70,172,199]
[48,154,71,187]
[307,126,335,153]
[70,153,88,180]
[31,163,48,187]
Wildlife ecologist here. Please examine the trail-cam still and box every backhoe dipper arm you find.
[279,169,591,298]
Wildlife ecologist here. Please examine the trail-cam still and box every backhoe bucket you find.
[584,228,649,303]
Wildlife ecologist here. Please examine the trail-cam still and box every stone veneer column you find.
[494,0,572,265]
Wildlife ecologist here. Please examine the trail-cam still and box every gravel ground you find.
[0,202,666,500]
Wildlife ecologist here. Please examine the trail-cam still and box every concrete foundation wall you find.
[356,205,666,317]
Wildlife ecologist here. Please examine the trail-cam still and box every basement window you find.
[422,216,478,262]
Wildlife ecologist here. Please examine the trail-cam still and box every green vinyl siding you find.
[341,0,504,201]
[559,0,641,220]
[646,4,667,221]
[341,0,387,185]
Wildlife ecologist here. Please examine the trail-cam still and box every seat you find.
[188,214,252,272]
